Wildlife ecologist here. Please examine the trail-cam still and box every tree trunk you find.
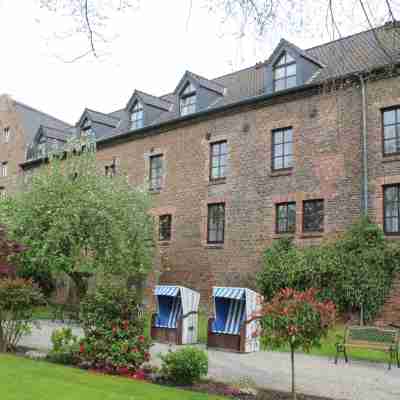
[290,345,297,400]
[68,272,89,303]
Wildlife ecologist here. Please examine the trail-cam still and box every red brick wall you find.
[93,84,365,306]
[14,75,400,322]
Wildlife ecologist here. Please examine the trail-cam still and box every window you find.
[3,127,10,143]
[384,185,400,234]
[273,52,297,91]
[82,119,95,140]
[180,83,196,116]
[159,214,172,241]
[303,200,324,233]
[276,202,296,234]
[272,127,293,170]
[207,203,225,244]
[0,188,6,200]
[383,107,400,155]
[105,157,117,177]
[210,141,227,181]
[130,101,144,130]
[0,162,8,178]
[149,154,163,191]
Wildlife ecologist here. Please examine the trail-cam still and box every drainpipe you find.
[359,74,368,216]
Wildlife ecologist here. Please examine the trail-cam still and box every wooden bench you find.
[335,325,399,370]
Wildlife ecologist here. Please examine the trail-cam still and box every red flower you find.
[131,347,139,353]
[123,320,129,330]
[138,335,145,343]
[79,344,85,353]
[112,326,118,335]
[144,352,150,362]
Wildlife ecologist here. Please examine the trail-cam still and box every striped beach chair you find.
[151,285,200,345]
[208,286,263,353]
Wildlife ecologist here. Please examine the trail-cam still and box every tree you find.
[260,288,336,400]
[37,0,399,61]
[0,148,154,302]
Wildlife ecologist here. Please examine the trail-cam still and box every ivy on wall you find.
[257,218,400,322]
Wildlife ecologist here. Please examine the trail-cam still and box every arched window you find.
[130,101,144,130]
[273,52,297,91]
[179,83,196,116]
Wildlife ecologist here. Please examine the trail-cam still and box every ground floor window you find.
[159,214,172,241]
[303,199,324,233]
[384,185,400,234]
[276,202,296,234]
[207,203,225,244]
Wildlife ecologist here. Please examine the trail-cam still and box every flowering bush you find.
[77,282,151,374]
[0,278,44,352]
[261,288,336,400]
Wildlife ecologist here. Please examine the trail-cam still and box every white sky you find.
[0,0,396,124]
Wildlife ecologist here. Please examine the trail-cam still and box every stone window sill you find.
[205,244,224,249]
[299,232,324,239]
[272,233,295,240]
[269,170,293,178]
[382,155,400,164]
[209,178,226,186]
[149,188,162,194]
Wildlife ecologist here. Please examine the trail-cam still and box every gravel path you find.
[20,321,400,400]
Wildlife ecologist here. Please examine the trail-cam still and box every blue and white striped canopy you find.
[154,285,180,297]
[213,287,245,300]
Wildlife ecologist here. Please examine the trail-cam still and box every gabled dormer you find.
[265,39,323,94]
[77,108,120,139]
[175,71,225,116]
[126,90,172,130]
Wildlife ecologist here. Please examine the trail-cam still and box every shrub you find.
[261,288,336,400]
[0,278,44,352]
[77,282,151,373]
[160,347,208,385]
[257,218,399,322]
[47,327,79,365]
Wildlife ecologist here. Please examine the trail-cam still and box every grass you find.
[0,354,223,400]
[32,307,393,364]
[265,324,394,364]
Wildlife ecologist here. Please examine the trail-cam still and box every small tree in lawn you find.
[261,288,336,400]
[0,148,154,302]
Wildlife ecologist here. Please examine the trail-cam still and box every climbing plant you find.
[257,218,400,322]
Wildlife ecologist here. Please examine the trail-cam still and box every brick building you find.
[1,23,400,320]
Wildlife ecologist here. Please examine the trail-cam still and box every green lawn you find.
[266,324,394,364]
[0,354,223,400]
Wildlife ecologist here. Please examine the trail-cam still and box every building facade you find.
[2,23,400,320]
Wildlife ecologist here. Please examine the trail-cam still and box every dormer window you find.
[273,52,296,91]
[180,83,196,116]
[130,101,144,130]
[82,119,95,138]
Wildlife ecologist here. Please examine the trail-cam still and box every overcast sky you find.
[0,0,396,124]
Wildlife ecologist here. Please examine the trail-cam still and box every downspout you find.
[359,74,368,216]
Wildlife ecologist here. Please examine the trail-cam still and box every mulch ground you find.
[188,381,334,400]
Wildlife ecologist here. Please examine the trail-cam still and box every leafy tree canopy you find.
[0,150,154,299]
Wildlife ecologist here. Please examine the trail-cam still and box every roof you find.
[22,23,400,162]
[79,108,120,128]
[175,71,225,95]
[38,125,71,142]
[127,90,172,111]
[15,101,72,144]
